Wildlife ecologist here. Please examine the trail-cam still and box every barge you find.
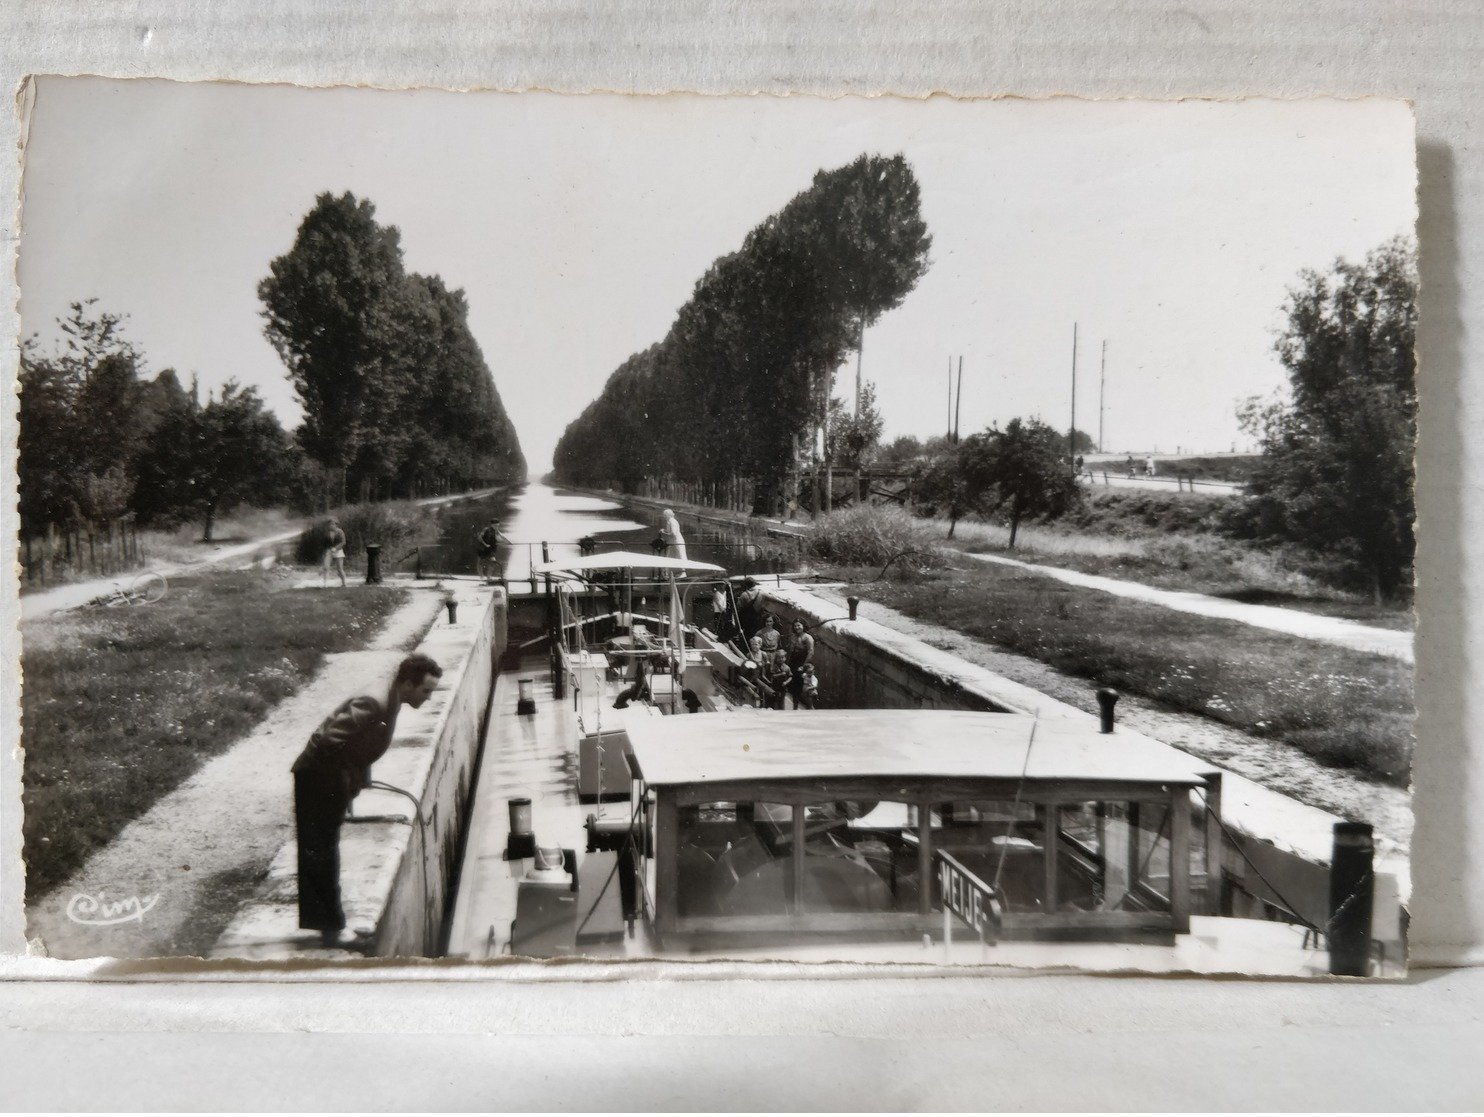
[445,549,1382,975]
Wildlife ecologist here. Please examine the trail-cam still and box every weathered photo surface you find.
[14,80,1416,974]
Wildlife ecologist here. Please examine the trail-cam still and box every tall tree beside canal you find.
[1236,237,1417,602]
[258,191,525,503]
[552,154,931,505]
[258,193,406,503]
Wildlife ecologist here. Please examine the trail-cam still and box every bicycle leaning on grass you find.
[78,570,169,609]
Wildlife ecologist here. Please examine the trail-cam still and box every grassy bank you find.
[835,559,1413,787]
[20,568,408,897]
[930,490,1411,629]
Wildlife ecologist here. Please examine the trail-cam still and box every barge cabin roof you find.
[625,709,1215,789]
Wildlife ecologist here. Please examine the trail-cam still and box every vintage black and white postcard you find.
[13,80,1416,975]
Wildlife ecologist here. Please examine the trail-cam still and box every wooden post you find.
[1170,787,1191,933]
[1203,772,1224,916]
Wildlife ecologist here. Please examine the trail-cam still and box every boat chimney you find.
[847,596,860,621]
[1095,687,1119,733]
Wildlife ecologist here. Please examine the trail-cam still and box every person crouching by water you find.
[613,650,658,709]
[292,653,443,950]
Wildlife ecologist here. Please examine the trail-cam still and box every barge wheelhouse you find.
[624,709,1218,952]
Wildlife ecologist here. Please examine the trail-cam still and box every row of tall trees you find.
[259,191,525,504]
[18,302,299,544]
[551,154,931,506]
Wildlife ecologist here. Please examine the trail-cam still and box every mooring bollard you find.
[445,599,458,625]
[364,543,382,585]
[1095,687,1119,732]
[1328,821,1375,976]
[847,596,860,621]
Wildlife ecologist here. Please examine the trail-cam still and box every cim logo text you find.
[65,891,160,926]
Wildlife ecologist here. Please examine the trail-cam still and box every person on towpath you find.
[292,653,442,950]
[323,518,347,588]
[476,519,510,584]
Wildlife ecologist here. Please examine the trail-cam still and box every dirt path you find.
[813,588,1412,853]
[25,591,444,960]
[19,487,504,622]
[961,551,1413,663]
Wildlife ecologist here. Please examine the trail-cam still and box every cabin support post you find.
[1042,802,1060,915]
[1126,802,1142,895]
[791,808,807,915]
[917,803,933,918]
[1169,787,1191,934]
[1203,772,1224,915]
[1095,802,1108,900]
[654,790,678,935]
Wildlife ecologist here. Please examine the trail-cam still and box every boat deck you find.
[447,651,725,959]
[444,650,1356,975]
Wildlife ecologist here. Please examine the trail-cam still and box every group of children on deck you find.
[738,611,818,711]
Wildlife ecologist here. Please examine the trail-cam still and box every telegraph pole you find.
[954,356,963,444]
[947,356,953,440]
[1098,339,1108,453]
[1069,323,1078,473]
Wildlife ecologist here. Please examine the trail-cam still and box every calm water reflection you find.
[423,482,798,581]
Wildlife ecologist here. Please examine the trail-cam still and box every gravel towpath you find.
[962,551,1413,663]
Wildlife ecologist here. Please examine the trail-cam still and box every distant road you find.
[1078,472,1243,496]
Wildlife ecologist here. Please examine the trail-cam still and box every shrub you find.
[805,504,948,573]
[294,501,435,566]
[1062,489,1233,537]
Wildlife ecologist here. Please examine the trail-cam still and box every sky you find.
[18,79,1416,475]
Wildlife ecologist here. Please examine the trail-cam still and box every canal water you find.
[427,483,799,582]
